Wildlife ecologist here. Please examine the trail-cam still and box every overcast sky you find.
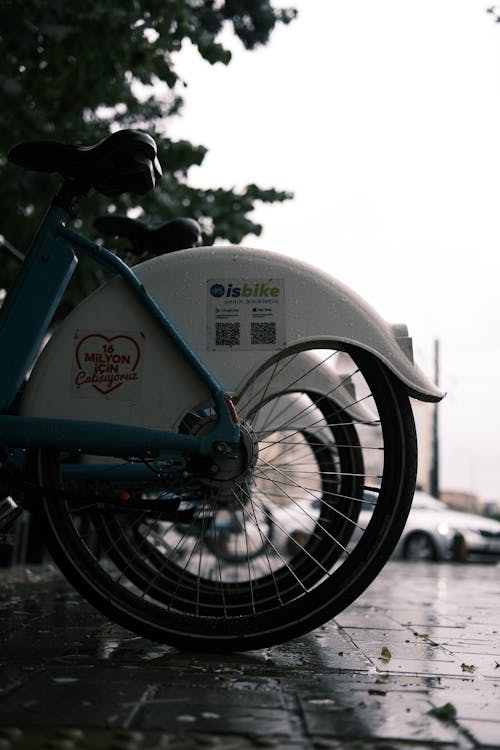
[168,0,500,501]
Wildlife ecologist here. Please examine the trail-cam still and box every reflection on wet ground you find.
[1,561,499,749]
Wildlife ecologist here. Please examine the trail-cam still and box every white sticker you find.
[71,330,144,400]
[207,279,285,350]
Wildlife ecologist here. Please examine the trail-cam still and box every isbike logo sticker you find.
[209,282,281,299]
[207,278,285,351]
[72,331,144,399]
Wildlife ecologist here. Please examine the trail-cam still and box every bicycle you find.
[0,129,443,651]
[0,210,203,562]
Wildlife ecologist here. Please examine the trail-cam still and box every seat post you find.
[51,178,92,216]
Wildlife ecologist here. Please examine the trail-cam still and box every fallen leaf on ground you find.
[461,663,476,673]
[429,703,457,721]
[380,646,392,660]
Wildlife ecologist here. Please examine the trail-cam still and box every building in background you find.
[440,490,480,514]
[412,399,434,495]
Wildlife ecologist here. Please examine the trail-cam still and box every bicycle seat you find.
[7,130,162,196]
[94,215,202,253]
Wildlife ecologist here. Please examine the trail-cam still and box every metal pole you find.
[430,338,440,498]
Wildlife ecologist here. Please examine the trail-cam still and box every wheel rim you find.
[31,344,416,647]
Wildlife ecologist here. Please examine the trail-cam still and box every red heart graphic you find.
[75,333,142,395]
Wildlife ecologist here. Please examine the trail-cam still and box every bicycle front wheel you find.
[29,344,417,651]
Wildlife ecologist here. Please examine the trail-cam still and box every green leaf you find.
[429,703,457,721]
[461,663,476,673]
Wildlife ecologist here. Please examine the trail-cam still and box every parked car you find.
[360,490,500,562]
[268,489,500,565]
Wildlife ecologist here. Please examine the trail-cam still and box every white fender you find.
[21,245,443,429]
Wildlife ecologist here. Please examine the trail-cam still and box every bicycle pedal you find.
[0,496,23,533]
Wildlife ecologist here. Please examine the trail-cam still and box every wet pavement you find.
[1,561,499,750]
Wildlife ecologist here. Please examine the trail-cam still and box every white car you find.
[270,489,500,565]
[360,490,500,562]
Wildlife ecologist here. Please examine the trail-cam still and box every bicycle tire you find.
[28,344,416,651]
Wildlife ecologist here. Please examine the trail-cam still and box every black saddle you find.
[8,130,162,196]
[94,215,202,253]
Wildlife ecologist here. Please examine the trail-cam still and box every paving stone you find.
[455,718,500,748]
[428,683,500,722]
[353,641,454,661]
[300,693,462,744]
[339,627,418,644]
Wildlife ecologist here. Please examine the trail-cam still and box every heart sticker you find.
[73,332,143,397]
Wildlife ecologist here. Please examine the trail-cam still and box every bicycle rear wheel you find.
[76,390,363,616]
[29,344,416,651]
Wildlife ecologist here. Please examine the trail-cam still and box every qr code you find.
[251,321,276,345]
[216,322,240,346]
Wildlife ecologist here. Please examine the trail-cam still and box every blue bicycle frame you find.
[0,204,240,465]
